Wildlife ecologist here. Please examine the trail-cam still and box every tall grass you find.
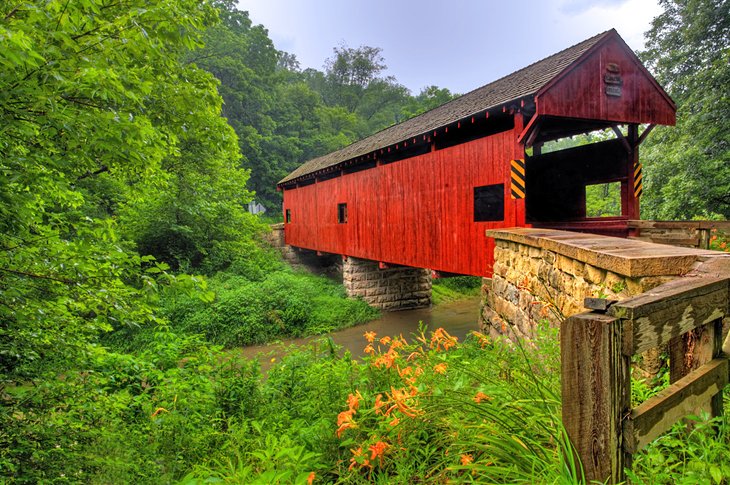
[7,320,727,483]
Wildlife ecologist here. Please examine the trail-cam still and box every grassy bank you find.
[431,276,482,305]
[104,246,380,353]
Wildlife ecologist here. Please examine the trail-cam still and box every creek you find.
[237,295,482,367]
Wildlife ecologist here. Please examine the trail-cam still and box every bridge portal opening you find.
[523,134,633,236]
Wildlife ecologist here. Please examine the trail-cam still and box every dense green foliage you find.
[0,0,248,382]
[640,0,730,219]
[2,0,729,482]
[5,325,727,483]
[585,182,622,218]
[110,264,379,351]
[0,2,375,480]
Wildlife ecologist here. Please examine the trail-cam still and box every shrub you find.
[157,269,378,348]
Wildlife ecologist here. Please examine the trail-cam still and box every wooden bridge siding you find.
[537,37,675,126]
[282,127,523,277]
[282,181,318,252]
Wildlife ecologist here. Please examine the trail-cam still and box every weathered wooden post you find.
[561,312,631,483]
[669,318,725,418]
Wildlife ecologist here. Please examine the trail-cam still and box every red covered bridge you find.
[277,29,676,279]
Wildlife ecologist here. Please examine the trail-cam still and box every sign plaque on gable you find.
[603,62,623,97]
[605,85,623,97]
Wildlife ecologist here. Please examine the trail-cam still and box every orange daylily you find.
[430,327,458,351]
[336,409,357,437]
[390,336,406,350]
[374,393,385,415]
[473,392,491,403]
[151,407,169,417]
[306,471,315,484]
[433,362,448,374]
[460,454,474,465]
[385,386,421,418]
[347,391,362,411]
[349,446,371,470]
[379,335,392,345]
[369,440,390,464]
[364,331,377,343]
[471,331,491,348]
[373,348,397,369]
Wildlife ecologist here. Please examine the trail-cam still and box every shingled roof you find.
[279,29,615,186]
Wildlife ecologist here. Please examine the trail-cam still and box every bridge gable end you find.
[536,32,676,126]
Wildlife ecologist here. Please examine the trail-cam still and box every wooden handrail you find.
[624,358,728,453]
[562,272,729,483]
[609,276,729,355]
[627,220,730,249]
[628,220,730,230]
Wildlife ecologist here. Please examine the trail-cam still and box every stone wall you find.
[343,257,431,310]
[481,228,723,341]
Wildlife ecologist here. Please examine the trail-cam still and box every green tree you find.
[319,44,412,135]
[402,86,458,119]
[191,1,305,211]
[640,0,730,219]
[0,0,241,380]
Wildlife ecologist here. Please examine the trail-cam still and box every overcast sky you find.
[237,0,662,95]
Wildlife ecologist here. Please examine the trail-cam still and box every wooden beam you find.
[609,277,729,356]
[517,113,541,146]
[611,125,631,152]
[533,142,543,156]
[627,220,702,230]
[669,318,725,419]
[561,312,630,483]
[636,124,656,146]
[624,357,728,453]
[432,270,470,279]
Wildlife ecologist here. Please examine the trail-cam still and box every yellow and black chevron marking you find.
[633,162,643,198]
[511,158,526,199]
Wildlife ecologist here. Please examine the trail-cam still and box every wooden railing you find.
[561,275,729,483]
[628,220,730,248]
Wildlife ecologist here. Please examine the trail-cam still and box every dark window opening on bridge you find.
[338,203,348,224]
[285,209,291,223]
[474,184,504,222]
[586,181,622,218]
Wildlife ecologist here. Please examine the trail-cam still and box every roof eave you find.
[277,97,534,188]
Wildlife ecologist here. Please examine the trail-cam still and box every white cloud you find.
[554,0,661,51]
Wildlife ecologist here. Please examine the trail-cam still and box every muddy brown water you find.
[236,296,482,369]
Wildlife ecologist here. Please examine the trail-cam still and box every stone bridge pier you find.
[267,224,432,310]
[343,257,431,311]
